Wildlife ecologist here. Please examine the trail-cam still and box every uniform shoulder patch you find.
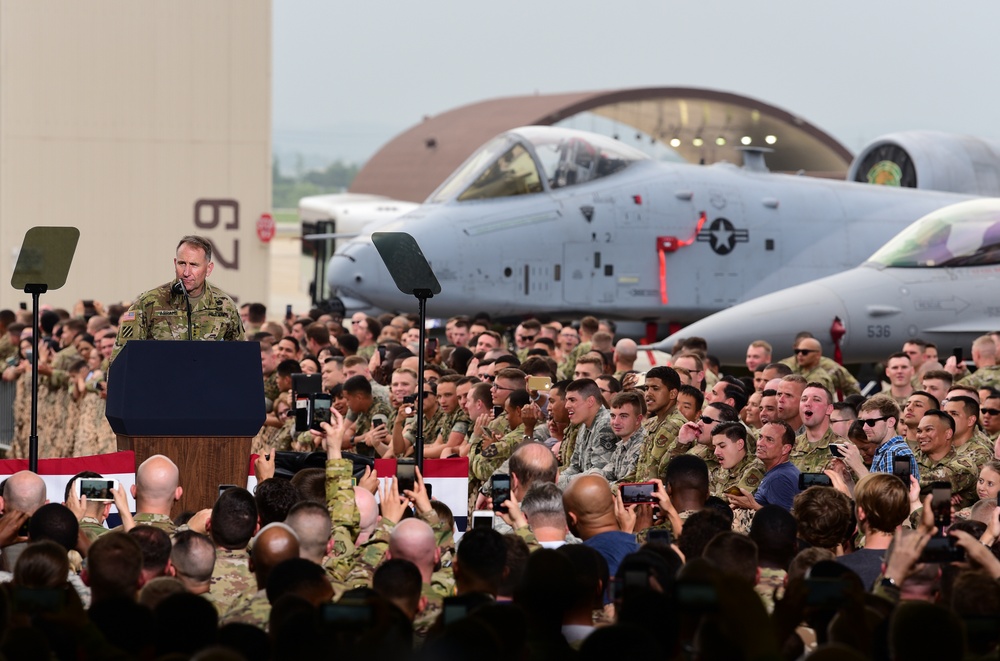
[120,326,134,338]
[481,444,499,459]
[121,311,135,322]
[745,475,760,488]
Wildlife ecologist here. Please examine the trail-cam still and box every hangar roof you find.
[349,87,854,203]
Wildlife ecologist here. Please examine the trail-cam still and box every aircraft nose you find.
[659,279,851,365]
[327,238,412,311]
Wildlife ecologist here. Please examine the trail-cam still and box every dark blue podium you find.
[107,340,265,515]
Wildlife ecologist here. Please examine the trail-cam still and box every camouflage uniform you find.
[346,398,393,458]
[371,380,391,406]
[403,406,447,451]
[710,453,765,502]
[221,588,270,630]
[341,508,450,589]
[560,341,592,382]
[589,427,647,486]
[780,356,860,398]
[557,408,617,485]
[414,584,444,645]
[558,422,581,467]
[793,366,835,394]
[209,547,255,613]
[263,372,279,403]
[487,412,511,437]
[789,427,843,474]
[357,344,376,361]
[470,423,526,484]
[322,457,360,583]
[0,334,14,363]
[957,364,1000,390]
[915,447,979,509]
[633,410,685,482]
[434,409,471,444]
[79,516,109,541]
[111,280,244,362]
[954,432,993,468]
[634,508,698,544]
[120,512,176,536]
[755,567,787,613]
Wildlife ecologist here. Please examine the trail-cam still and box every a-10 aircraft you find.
[653,199,1000,365]
[326,125,1000,325]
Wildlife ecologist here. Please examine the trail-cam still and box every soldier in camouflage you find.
[666,402,741,479]
[557,379,617,487]
[953,335,1000,390]
[343,375,393,458]
[633,366,686,482]
[207,487,259,613]
[941,395,995,466]
[709,422,765,502]
[914,410,979,509]
[790,383,845,474]
[587,391,647,486]
[111,235,244,362]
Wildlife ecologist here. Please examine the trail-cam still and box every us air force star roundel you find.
[696,217,750,255]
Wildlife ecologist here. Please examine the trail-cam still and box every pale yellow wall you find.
[0,0,271,311]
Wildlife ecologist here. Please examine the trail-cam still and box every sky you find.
[273,1,1000,171]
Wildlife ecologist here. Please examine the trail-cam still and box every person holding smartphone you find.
[913,410,979,509]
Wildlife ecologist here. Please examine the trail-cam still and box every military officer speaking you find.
[111,235,244,361]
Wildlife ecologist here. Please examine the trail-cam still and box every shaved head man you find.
[563,474,638,577]
[1,470,46,515]
[223,523,303,628]
[131,455,182,534]
[387,518,440,584]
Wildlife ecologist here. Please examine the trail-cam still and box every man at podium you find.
[111,235,244,361]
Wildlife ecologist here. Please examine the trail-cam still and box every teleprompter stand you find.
[10,227,80,472]
[371,232,441,472]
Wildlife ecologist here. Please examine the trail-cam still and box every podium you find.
[106,340,265,517]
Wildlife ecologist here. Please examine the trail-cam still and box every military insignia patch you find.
[481,444,499,459]
[121,311,135,322]
[120,326,133,338]
[745,475,760,488]
[155,310,177,317]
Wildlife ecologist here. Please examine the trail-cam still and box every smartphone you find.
[829,444,845,458]
[396,459,417,493]
[320,602,374,626]
[952,346,964,364]
[372,414,387,429]
[425,483,432,499]
[285,304,293,320]
[919,535,966,563]
[493,405,503,418]
[647,528,673,546]
[11,586,65,613]
[378,345,387,362]
[75,478,118,501]
[930,481,952,530]
[491,474,511,513]
[442,596,470,625]
[633,373,646,388]
[18,302,27,311]
[472,510,495,530]
[805,577,848,607]
[426,337,439,359]
[403,394,418,404]
[218,484,238,498]
[619,482,657,504]
[527,376,552,391]
[892,457,911,485]
[798,473,833,489]
[673,580,718,611]
[310,393,333,431]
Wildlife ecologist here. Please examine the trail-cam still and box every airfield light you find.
[692,137,704,147]
[765,134,778,145]
[670,138,681,148]
[716,136,726,146]
[741,136,752,145]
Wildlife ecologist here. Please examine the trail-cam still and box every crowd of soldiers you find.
[0,301,998,659]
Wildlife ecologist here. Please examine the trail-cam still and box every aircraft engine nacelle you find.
[848,131,1000,196]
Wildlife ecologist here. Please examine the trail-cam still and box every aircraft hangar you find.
[349,87,854,203]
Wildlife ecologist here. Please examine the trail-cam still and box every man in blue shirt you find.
[837,395,920,482]
[731,420,800,512]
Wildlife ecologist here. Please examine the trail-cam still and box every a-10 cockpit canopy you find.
[427,126,650,203]
[867,199,1000,268]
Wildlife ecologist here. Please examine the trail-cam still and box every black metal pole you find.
[25,284,47,473]
[414,294,428,472]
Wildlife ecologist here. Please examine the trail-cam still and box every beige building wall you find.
[0,0,272,311]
